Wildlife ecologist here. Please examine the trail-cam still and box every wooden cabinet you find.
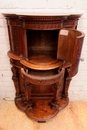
[3,14,85,122]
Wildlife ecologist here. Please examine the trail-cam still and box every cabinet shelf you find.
[20,55,64,70]
[7,51,21,60]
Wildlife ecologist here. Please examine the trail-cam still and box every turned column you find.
[11,66,20,98]
[22,69,34,109]
[63,67,72,100]
[52,82,62,109]
[24,83,33,109]
[51,68,65,109]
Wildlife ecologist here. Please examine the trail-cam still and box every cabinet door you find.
[57,29,85,77]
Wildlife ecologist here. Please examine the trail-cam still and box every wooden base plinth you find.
[25,99,59,122]
[15,96,27,112]
[58,98,69,110]
[15,97,69,122]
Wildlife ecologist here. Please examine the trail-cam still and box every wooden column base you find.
[15,97,69,122]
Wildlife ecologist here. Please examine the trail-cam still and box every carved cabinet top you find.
[3,13,82,30]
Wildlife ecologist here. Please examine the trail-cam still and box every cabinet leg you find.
[63,77,72,99]
[11,66,20,98]
[24,83,33,109]
[51,83,61,109]
[63,68,72,100]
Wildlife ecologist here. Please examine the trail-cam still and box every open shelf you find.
[20,55,64,70]
[7,51,21,60]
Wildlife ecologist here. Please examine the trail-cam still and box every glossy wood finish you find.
[3,14,85,122]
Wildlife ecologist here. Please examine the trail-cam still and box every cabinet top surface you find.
[2,12,82,17]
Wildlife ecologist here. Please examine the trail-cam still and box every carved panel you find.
[23,22,63,30]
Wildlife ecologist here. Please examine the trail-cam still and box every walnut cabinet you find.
[3,14,85,122]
